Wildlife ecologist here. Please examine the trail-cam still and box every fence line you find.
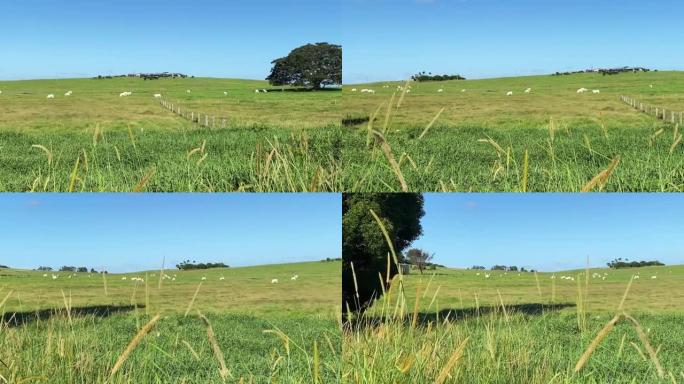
[620,95,683,125]
[158,99,228,129]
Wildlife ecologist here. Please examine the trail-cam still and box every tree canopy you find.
[266,42,341,89]
[342,193,424,317]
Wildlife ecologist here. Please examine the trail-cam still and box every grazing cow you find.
[461,89,466,92]
[153,93,162,98]
[437,88,444,93]
[592,89,600,94]
[47,94,55,99]
[651,276,657,279]
[351,88,357,92]
[186,89,191,93]
[506,91,513,96]
[121,276,127,280]
[201,276,207,281]
[0,90,2,94]
[64,91,72,96]
[271,278,278,284]
[223,91,228,95]
[43,273,48,277]
[255,89,260,93]
[52,274,58,279]
[633,275,640,280]
[219,276,225,281]
[577,88,588,93]
[524,88,531,93]
[291,274,299,281]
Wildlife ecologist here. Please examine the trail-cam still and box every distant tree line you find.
[36,266,101,273]
[175,260,229,270]
[0,265,8,269]
[472,265,535,272]
[94,72,190,80]
[607,258,664,269]
[411,71,465,82]
[552,66,651,76]
[321,257,342,262]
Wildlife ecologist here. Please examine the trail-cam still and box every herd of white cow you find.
[41,271,300,284]
[350,85,604,96]
[474,270,658,280]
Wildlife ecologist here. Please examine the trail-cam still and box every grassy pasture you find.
[342,71,684,192]
[0,261,341,383]
[0,77,341,192]
[343,264,684,383]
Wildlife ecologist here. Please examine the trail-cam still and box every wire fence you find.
[159,99,229,129]
[620,95,683,125]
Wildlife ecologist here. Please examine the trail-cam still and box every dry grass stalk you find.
[31,144,53,165]
[199,313,231,381]
[418,107,445,140]
[110,314,161,377]
[372,130,408,191]
[581,155,620,192]
[184,282,203,317]
[573,313,622,373]
[435,337,469,384]
[133,167,156,192]
[623,313,665,378]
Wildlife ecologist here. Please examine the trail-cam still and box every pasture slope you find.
[343,71,684,192]
[0,77,341,192]
[343,264,684,383]
[0,260,341,383]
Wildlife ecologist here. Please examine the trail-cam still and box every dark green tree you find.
[406,248,434,275]
[342,193,424,317]
[266,42,341,90]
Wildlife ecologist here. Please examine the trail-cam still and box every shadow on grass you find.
[1,304,140,328]
[348,302,576,329]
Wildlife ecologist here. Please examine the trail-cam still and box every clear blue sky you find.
[411,194,684,271]
[0,0,339,80]
[0,193,341,272]
[343,0,684,83]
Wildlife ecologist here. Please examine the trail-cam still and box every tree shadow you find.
[348,302,576,329]
[264,87,341,93]
[1,304,140,328]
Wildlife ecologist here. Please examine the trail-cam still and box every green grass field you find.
[342,71,684,192]
[0,77,341,192]
[0,260,341,383]
[344,264,684,383]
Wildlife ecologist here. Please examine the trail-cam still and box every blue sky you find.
[0,193,341,272]
[0,0,339,80]
[410,194,684,271]
[343,0,684,83]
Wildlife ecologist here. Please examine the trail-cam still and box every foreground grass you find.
[343,265,684,383]
[1,312,339,383]
[0,77,341,192]
[343,71,684,191]
[0,261,341,382]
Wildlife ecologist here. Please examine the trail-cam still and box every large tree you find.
[266,42,341,90]
[406,248,433,275]
[342,193,424,317]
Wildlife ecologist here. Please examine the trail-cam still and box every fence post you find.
[205,115,208,127]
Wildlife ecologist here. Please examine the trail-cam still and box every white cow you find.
[201,276,207,281]
[64,90,73,96]
[271,278,278,284]
[524,88,531,93]
[461,89,466,92]
[219,276,225,281]
[437,88,444,93]
[351,88,357,92]
[186,89,191,93]
[577,88,588,93]
[153,93,162,98]
[592,89,600,94]
[119,91,131,97]
[291,274,299,281]
[121,276,127,280]
[43,273,48,277]
[47,94,55,99]
[223,91,228,96]
[506,91,513,96]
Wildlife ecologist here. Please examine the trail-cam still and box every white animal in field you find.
[577,88,588,93]
[171,277,176,281]
[223,91,228,96]
[476,272,480,276]
[153,93,162,98]
[47,94,55,99]
[291,274,299,281]
[461,89,466,92]
[651,275,657,279]
[271,278,278,284]
[351,88,357,92]
[261,89,268,93]
[506,91,513,96]
[484,273,490,278]
[52,274,58,279]
[437,88,444,93]
[43,273,48,277]
[633,275,640,280]
[219,276,225,281]
[201,276,207,281]
[186,89,191,93]
[592,89,600,94]
[406,89,410,93]
[649,84,653,88]
[524,88,531,93]
[119,91,131,97]
[550,274,556,279]
[121,276,127,280]
[383,85,389,88]
[0,90,2,94]
[64,90,72,96]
